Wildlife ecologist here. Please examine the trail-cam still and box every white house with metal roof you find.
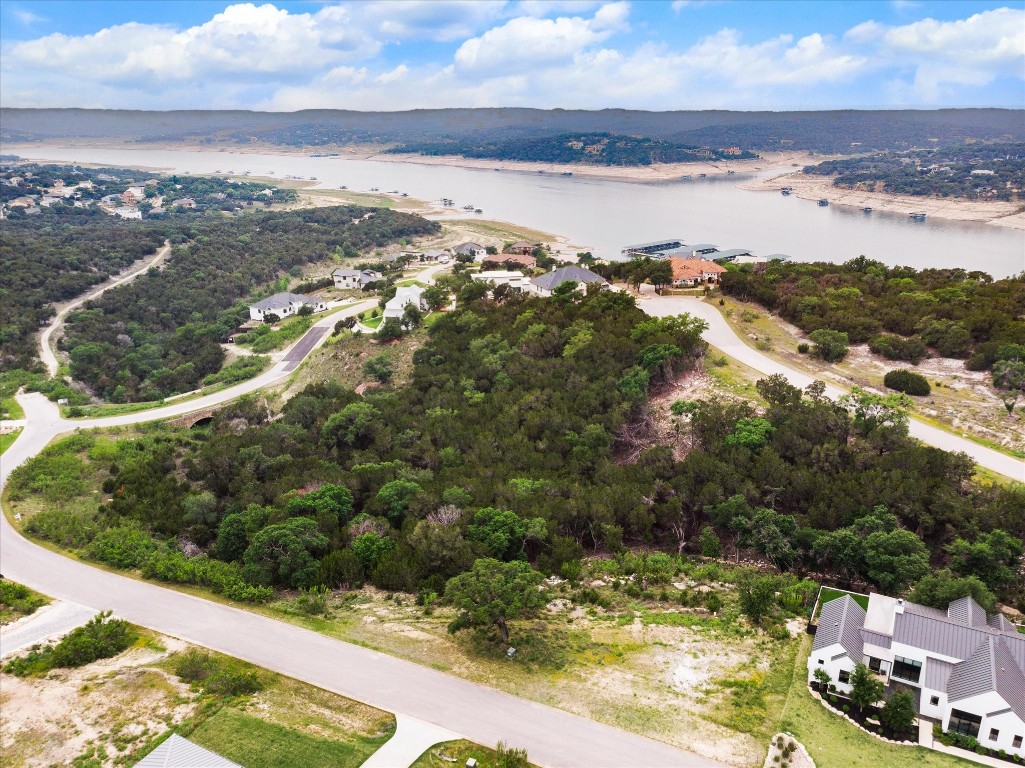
[530,266,609,297]
[332,268,382,290]
[809,592,1025,757]
[472,270,533,293]
[383,285,427,321]
[249,292,326,322]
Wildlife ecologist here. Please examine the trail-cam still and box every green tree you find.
[350,532,396,571]
[318,549,365,588]
[445,558,546,643]
[725,417,774,450]
[808,329,849,362]
[945,529,1023,592]
[737,574,779,626]
[909,570,996,613]
[839,387,911,437]
[377,317,405,341]
[321,402,382,452]
[848,663,885,713]
[363,354,394,383]
[699,525,722,558]
[863,528,930,593]
[880,690,917,734]
[422,285,449,311]
[375,479,422,525]
[242,518,329,589]
[466,507,530,561]
[285,483,355,535]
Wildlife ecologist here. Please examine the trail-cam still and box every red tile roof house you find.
[505,241,536,256]
[482,253,537,270]
[669,258,727,287]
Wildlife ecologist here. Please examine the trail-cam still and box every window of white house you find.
[990,729,1000,741]
[1013,735,1022,748]
[838,670,850,684]
[948,710,982,739]
[817,659,824,665]
[868,657,881,672]
[930,696,939,706]
[891,656,922,684]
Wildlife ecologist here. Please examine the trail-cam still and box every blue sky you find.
[1,1,1022,111]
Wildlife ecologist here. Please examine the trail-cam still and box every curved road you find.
[2,274,1021,768]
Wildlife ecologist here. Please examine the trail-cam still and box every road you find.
[2,267,1020,767]
[39,241,172,377]
[640,294,1025,482]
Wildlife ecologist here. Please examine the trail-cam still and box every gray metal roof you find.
[861,629,892,649]
[687,243,718,252]
[622,238,685,251]
[531,266,609,291]
[989,614,1019,634]
[947,637,1025,719]
[924,657,955,692]
[948,596,989,628]
[251,292,315,310]
[715,248,753,259]
[454,241,484,252]
[812,595,866,661]
[135,734,241,768]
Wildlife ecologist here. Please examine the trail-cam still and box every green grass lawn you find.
[361,313,384,329]
[0,428,22,456]
[189,709,391,768]
[779,636,972,768]
[819,587,869,611]
[1,396,24,420]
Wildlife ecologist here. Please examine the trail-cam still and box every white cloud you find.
[454,1,629,72]
[355,1,508,42]
[10,7,47,26]
[376,64,409,83]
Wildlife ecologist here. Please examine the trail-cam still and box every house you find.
[809,593,1025,758]
[482,253,537,271]
[332,268,382,290]
[172,197,196,209]
[134,733,241,768]
[121,186,146,204]
[530,266,609,297]
[668,258,727,287]
[112,206,142,220]
[472,270,533,293]
[454,241,486,259]
[505,241,535,256]
[383,285,427,321]
[249,292,326,322]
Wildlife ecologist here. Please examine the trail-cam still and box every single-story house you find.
[249,292,326,322]
[531,266,609,297]
[454,241,486,259]
[135,733,241,768]
[482,254,537,271]
[809,592,1025,759]
[505,241,536,256]
[420,249,450,263]
[172,197,196,209]
[383,285,427,321]
[112,206,143,220]
[473,270,533,293]
[669,258,727,287]
[332,268,382,290]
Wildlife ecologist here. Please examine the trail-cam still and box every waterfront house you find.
[249,292,326,322]
[482,253,537,271]
[506,241,536,256]
[530,265,609,297]
[809,593,1025,758]
[332,268,382,290]
[472,270,533,293]
[454,242,486,259]
[669,258,727,287]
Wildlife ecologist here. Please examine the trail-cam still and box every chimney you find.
[895,598,905,615]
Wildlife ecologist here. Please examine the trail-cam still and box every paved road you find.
[0,600,98,658]
[39,241,172,377]
[640,294,1025,482]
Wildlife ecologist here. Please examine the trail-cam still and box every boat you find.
[781,187,792,196]
[862,206,873,213]
[909,212,927,220]
[818,199,829,206]
[727,170,736,175]
[561,172,573,176]
[682,175,693,180]
[340,185,348,190]
[370,187,379,191]
[699,173,707,178]
[474,208,483,214]
[463,204,475,210]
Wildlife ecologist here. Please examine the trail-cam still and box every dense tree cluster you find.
[804,143,1025,201]
[386,133,757,166]
[12,293,1023,613]
[61,205,438,401]
[720,257,1025,376]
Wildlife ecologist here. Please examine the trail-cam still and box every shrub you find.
[174,649,216,683]
[797,343,810,354]
[883,369,931,396]
[85,526,157,569]
[808,329,849,362]
[5,611,136,676]
[0,581,47,616]
[296,585,329,615]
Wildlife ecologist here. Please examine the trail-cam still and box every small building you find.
[332,268,382,290]
[482,253,537,271]
[505,241,535,256]
[173,197,196,209]
[809,592,1025,759]
[249,292,326,322]
[112,206,143,220]
[383,285,427,321]
[621,238,685,257]
[473,270,533,293]
[454,241,486,259]
[669,258,727,287]
[531,265,609,297]
[135,733,241,768]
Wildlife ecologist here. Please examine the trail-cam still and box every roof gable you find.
[135,734,241,767]
[813,595,866,661]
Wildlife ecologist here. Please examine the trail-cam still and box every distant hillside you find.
[2,108,1023,155]
[383,132,758,165]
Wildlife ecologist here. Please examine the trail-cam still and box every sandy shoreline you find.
[740,170,1025,231]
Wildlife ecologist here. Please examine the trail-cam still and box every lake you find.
[7,145,1024,278]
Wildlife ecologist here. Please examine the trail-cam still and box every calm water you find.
[8,145,1025,278]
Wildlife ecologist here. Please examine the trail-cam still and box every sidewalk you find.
[0,600,98,658]
[360,714,460,768]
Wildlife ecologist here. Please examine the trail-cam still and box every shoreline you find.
[740,170,1025,231]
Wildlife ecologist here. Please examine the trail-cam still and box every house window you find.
[817,659,824,665]
[989,729,1000,741]
[891,656,922,684]
[948,709,982,739]
[929,696,939,706]
[868,657,882,673]
[1013,735,1022,748]
[838,670,850,684]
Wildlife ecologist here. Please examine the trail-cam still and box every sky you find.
[1,0,1023,112]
